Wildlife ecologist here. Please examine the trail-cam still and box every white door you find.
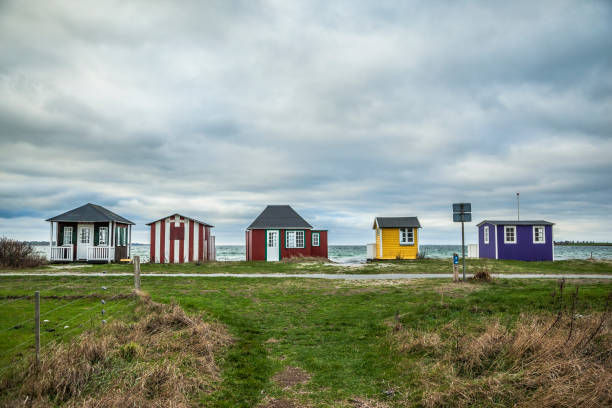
[77,224,92,260]
[266,230,279,261]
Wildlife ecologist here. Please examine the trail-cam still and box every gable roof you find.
[146,213,214,227]
[477,220,554,227]
[46,203,134,225]
[373,217,421,229]
[247,205,313,229]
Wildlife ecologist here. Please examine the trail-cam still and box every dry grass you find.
[391,299,612,407]
[0,291,232,407]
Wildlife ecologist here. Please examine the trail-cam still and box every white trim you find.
[184,219,190,262]
[285,230,305,249]
[98,227,108,246]
[379,228,383,258]
[552,226,555,261]
[494,226,499,259]
[63,226,73,245]
[532,225,545,244]
[504,225,517,244]
[312,232,320,247]
[174,215,180,263]
[193,221,200,262]
[483,226,489,244]
[155,220,161,263]
[399,227,414,245]
[164,218,170,263]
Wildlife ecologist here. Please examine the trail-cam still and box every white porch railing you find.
[87,246,115,261]
[50,246,73,262]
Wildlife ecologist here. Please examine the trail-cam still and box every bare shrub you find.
[1,293,232,407]
[471,267,492,282]
[0,237,46,268]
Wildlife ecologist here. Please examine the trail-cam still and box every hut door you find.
[266,230,279,261]
[77,224,93,260]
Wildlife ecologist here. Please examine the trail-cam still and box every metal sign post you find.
[452,203,472,281]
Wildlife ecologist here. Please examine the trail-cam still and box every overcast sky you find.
[1,0,611,245]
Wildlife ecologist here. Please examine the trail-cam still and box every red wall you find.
[246,229,329,261]
[311,230,328,258]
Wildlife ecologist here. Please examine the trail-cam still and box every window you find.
[115,227,128,246]
[63,227,73,245]
[312,232,320,247]
[285,230,305,248]
[80,228,90,244]
[99,227,108,245]
[484,226,489,244]
[533,226,545,244]
[267,231,278,247]
[399,228,414,245]
[504,226,516,244]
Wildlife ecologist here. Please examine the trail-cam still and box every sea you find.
[34,245,612,264]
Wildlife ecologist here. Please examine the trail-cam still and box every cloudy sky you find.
[1,0,611,245]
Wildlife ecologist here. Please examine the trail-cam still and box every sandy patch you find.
[272,366,311,389]
[48,264,93,269]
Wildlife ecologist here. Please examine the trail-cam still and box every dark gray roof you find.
[247,205,313,229]
[46,203,134,225]
[146,213,213,227]
[373,217,421,229]
[477,220,554,226]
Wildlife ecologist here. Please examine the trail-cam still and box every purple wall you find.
[496,224,553,261]
[478,223,496,259]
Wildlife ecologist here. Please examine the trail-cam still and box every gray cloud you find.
[1,0,611,245]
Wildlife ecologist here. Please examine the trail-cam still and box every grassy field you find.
[1,257,612,275]
[1,270,610,407]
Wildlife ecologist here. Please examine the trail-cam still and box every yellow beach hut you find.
[372,217,421,260]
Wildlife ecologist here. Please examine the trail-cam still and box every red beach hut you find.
[147,214,215,263]
[245,205,328,261]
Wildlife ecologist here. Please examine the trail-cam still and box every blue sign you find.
[452,203,471,213]
[453,213,472,222]
[453,254,459,264]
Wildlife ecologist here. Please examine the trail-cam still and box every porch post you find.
[128,224,132,259]
[49,222,53,260]
[107,221,112,263]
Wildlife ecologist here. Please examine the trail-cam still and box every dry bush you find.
[471,267,492,282]
[391,288,612,407]
[0,237,46,268]
[1,293,232,407]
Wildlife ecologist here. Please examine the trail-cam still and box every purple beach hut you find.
[477,220,555,261]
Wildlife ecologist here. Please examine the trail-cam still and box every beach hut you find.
[147,214,215,263]
[369,217,421,260]
[245,205,328,261]
[477,220,554,261]
[46,203,134,263]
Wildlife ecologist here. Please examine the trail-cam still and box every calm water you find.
[35,244,612,263]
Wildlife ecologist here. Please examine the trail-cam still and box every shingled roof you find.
[247,205,313,229]
[46,203,134,225]
[373,217,421,229]
[476,220,554,226]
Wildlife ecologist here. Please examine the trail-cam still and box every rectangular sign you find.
[453,203,471,213]
[453,213,472,222]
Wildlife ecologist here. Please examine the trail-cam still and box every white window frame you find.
[285,230,305,249]
[312,232,320,247]
[80,227,91,244]
[533,226,545,244]
[63,226,73,245]
[99,227,108,246]
[504,226,517,244]
[484,226,489,244]
[399,228,414,245]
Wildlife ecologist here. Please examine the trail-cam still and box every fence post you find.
[35,291,40,366]
[134,256,140,290]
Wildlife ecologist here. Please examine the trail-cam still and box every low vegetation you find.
[391,283,612,407]
[0,292,232,407]
[0,237,46,268]
[0,274,610,407]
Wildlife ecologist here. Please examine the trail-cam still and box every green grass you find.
[1,257,611,275]
[1,272,610,407]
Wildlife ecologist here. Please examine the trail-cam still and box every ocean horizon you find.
[34,244,612,263]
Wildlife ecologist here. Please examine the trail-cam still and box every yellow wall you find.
[375,227,419,259]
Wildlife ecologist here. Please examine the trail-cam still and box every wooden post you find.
[134,256,141,290]
[461,221,466,281]
[35,291,40,366]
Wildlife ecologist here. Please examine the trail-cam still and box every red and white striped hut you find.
[147,214,215,263]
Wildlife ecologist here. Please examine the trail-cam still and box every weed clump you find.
[0,292,232,407]
[0,237,46,268]
[391,284,612,407]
